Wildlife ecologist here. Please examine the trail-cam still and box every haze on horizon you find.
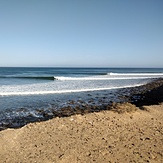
[0,0,163,68]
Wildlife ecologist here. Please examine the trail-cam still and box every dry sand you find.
[0,103,163,163]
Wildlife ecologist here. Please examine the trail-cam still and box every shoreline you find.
[0,78,163,130]
[0,79,163,162]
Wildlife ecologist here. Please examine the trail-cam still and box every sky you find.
[0,0,163,68]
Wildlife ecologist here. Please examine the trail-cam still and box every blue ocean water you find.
[0,67,163,126]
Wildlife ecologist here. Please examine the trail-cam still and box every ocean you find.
[0,67,163,128]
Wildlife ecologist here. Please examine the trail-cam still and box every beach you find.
[0,79,163,163]
[0,103,162,163]
[1,0,163,161]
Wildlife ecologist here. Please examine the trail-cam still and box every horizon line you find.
[0,66,163,69]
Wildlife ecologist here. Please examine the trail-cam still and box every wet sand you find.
[0,102,163,163]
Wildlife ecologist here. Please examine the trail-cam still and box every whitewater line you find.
[55,76,163,81]
[108,72,163,76]
[0,84,143,96]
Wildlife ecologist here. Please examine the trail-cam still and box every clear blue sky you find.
[0,0,163,67]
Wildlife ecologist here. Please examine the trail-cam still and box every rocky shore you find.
[0,78,163,130]
[0,78,163,162]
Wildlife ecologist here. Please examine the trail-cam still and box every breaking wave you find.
[0,84,142,96]
[0,72,162,81]
[54,75,163,81]
[108,72,163,76]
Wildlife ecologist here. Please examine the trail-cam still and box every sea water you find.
[0,67,163,125]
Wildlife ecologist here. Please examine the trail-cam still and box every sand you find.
[0,103,162,163]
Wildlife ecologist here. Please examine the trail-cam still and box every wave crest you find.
[108,72,163,76]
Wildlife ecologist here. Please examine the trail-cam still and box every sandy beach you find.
[0,102,163,163]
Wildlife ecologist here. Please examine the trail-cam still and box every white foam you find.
[108,72,163,76]
[55,76,163,81]
[0,84,142,96]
